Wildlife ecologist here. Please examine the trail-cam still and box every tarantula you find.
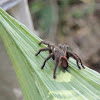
[35,41,85,79]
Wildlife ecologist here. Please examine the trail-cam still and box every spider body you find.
[35,41,85,79]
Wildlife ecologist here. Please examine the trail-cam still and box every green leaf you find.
[0,8,100,100]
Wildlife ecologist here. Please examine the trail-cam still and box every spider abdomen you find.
[59,56,68,69]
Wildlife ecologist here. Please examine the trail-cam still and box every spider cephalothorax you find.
[35,41,85,79]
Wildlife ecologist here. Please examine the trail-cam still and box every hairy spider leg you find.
[53,56,59,79]
[74,53,85,69]
[53,49,61,79]
[35,48,50,56]
[67,51,81,69]
[39,41,54,48]
[62,44,69,56]
[39,41,49,45]
[58,44,63,49]
[41,53,54,69]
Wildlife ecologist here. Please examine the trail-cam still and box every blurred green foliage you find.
[30,1,55,34]
[72,4,95,18]
[29,0,95,36]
